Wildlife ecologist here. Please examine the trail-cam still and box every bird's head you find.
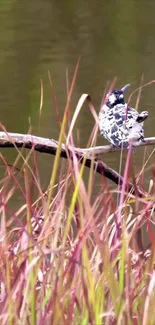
[106,84,130,108]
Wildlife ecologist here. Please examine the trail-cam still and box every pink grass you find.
[0,68,154,324]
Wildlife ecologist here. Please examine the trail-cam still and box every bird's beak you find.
[121,84,130,93]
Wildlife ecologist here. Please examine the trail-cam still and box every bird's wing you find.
[112,105,139,129]
[107,106,140,147]
[99,104,142,148]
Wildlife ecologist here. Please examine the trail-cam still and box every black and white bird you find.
[99,84,148,148]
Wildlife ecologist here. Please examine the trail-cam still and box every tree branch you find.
[0,131,151,197]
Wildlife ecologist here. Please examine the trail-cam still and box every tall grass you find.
[0,72,154,325]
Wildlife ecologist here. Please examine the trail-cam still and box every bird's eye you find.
[119,94,123,99]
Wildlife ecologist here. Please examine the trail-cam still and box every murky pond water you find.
[0,0,155,198]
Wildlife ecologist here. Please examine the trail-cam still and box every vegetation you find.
[0,66,155,325]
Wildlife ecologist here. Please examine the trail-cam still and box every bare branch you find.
[0,132,154,155]
[0,131,151,197]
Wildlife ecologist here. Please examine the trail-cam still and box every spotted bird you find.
[99,84,148,148]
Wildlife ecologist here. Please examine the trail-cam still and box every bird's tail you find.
[136,111,148,123]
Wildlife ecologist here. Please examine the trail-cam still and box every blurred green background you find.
[0,0,155,194]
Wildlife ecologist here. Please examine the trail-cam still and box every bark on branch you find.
[0,131,153,197]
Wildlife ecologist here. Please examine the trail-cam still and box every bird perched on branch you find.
[99,84,148,148]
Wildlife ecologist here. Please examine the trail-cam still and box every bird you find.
[99,84,148,148]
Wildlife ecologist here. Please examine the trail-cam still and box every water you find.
[0,0,155,195]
